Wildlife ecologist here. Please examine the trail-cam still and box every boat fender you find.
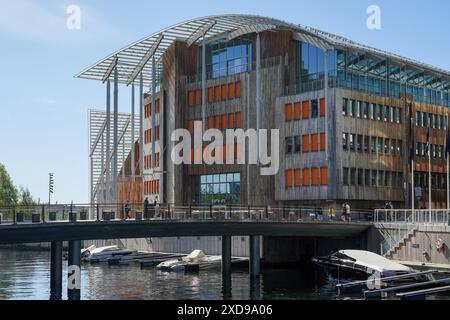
[435,237,444,252]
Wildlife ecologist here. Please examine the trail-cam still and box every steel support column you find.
[67,240,81,300]
[151,56,156,169]
[202,37,207,133]
[131,84,136,181]
[139,73,144,201]
[222,235,232,299]
[105,80,111,203]
[112,67,119,203]
[50,241,62,300]
[256,33,261,164]
[249,235,261,278]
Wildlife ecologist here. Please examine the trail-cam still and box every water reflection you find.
[1,249,449,300]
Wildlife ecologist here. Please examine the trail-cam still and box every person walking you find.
[327,207,335,221]
[144,198,150,219]
[345,203,352,222]
[124,201,132,220]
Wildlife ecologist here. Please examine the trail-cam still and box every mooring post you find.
[50,241,63,300]
[249,235,261,278]
[68,240,81,300]
[222,235,232,299]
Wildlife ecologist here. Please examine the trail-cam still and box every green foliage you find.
[18,186,36,206]
[0,163,18,207]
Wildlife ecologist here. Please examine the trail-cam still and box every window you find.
[311,100,319,118]
[285,170,293,188]
[303,168,311,186]
[372,170,377,187]
[362,102,368,119]
[371,136,377,153]
[369,103,375,120]
[363,136,369,153]
[391,140,396,155]
[365,169,370,186]
[432,114,437,129]
[438,115,442,130]
[420,112,425,127]
[377,137,383,154]
[312,168,319,186]
[343,133,348,150]
[294,136,301,153]
[320,98,326,117]
[320,133,326,151]
[294,102,301,120]
[294,169,301,187]
[376,104,382,121]
[355,101,361,118]
[385,171,391,187]
[342,98,348,116]
[358,169,364,186]
[320,167,328,185]
[390,106,395,123]
[286,137,293,154]
[396,108,402,124]
[285,103,292,122]
[302,101,310,119]
[397,140,402,156]
[378,171,384,187]
[357,135,362,152]
[384,139,390,154]
[311,134,319,152]
[349,134,355,151]
[384,106,389,122]
[416,142,421,156]
[415,111,420,126]
[343,167,349,185]
[348,100,354,117]
[207,38,252,79]
[350,168,356,185]
[303,135,310,152]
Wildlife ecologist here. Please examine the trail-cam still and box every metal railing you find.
[0,203,373,226]
[374,209,450,226]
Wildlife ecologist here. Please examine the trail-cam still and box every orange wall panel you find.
[311,134,319,152]
[285,103,292,122]
[294,102,301,120]
[303,168,311,186]
[312,168,319,186]
[320,98,326,117]
[294,169,301,187]
[302,135,310,152]
[302,101,310,119]
[285,169,293,188]
[320,167,328,185]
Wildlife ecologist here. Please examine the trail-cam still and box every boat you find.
[82,245,136,263]
[156,250,222,272]
[312,250,416,280]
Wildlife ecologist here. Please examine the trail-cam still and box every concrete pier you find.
[67,240,81,300]
[221,236,232,299]
[50,241,62,300]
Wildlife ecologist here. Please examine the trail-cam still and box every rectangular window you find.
[320,133,326,151]
[356,101,361,118]
[396,108,402,124]
[371,136,377,153]
[208,87,214,102]
[343,133,348,151]
[370,103,375,120]
[302,101,310,119]
[303,168,311,186]
[358,169,364,186]
[391,139,396,155]
[350,168,356,185]
[384,106,389,122]
[285,103,292,122]
[348,100,354,117]
[320,167,328,185]
[228,83,235,99]
[364,136,369,153]
[303,135,310,152]
[376,104,382,121]
[235,112,241,128]
[286,137,293,154]
[365,169,371,186]
[349,134,355,151]
[390,106,395,123]
[294,169,301,187]
[343,167,349,185]
[285,169,293,188]
[357,135,363,152]
[342,98,348,116]
[311,100,319,118]
[311,134,319,152]
[294,136,301,153]
[398,140,402,155]
[415,111,420,126]
[372,170,377,187]
[363,102,368,119]
[320,98,326,117]
[312,168,319,186]
[377,137,383,154]
[294,102,301,120]
[378,171,384,187]
[385,171,391,187]
[384,139,390,154]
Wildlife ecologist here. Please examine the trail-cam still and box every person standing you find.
[124,201,132,219]
[328,207,335,221]
[144,197,150,219]
[345,203,352,222]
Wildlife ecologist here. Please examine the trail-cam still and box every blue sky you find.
[0,0,449,204]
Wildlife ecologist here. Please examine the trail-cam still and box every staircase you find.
[384,228,417,259]
[377,215,417,258]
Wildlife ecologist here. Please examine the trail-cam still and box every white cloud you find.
[0,0,122,44]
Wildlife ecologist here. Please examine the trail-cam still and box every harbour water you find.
[0,248,449,300]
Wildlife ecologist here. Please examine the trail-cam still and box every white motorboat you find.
[82,245,136,263]
[312,250,415,279]
[157,250,222,272]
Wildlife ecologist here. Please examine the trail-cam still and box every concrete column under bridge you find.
[50,241,63,300]
[221,236,232,300]
[249,236,261,278]
[68,240,81,300]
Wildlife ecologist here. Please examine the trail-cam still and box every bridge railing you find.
[0,203,373,225]
[374,209,450,226]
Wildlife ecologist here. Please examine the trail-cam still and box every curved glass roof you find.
[76,14,450,88]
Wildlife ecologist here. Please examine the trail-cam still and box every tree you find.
[0,163,18,207]
[18,186,36,206]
